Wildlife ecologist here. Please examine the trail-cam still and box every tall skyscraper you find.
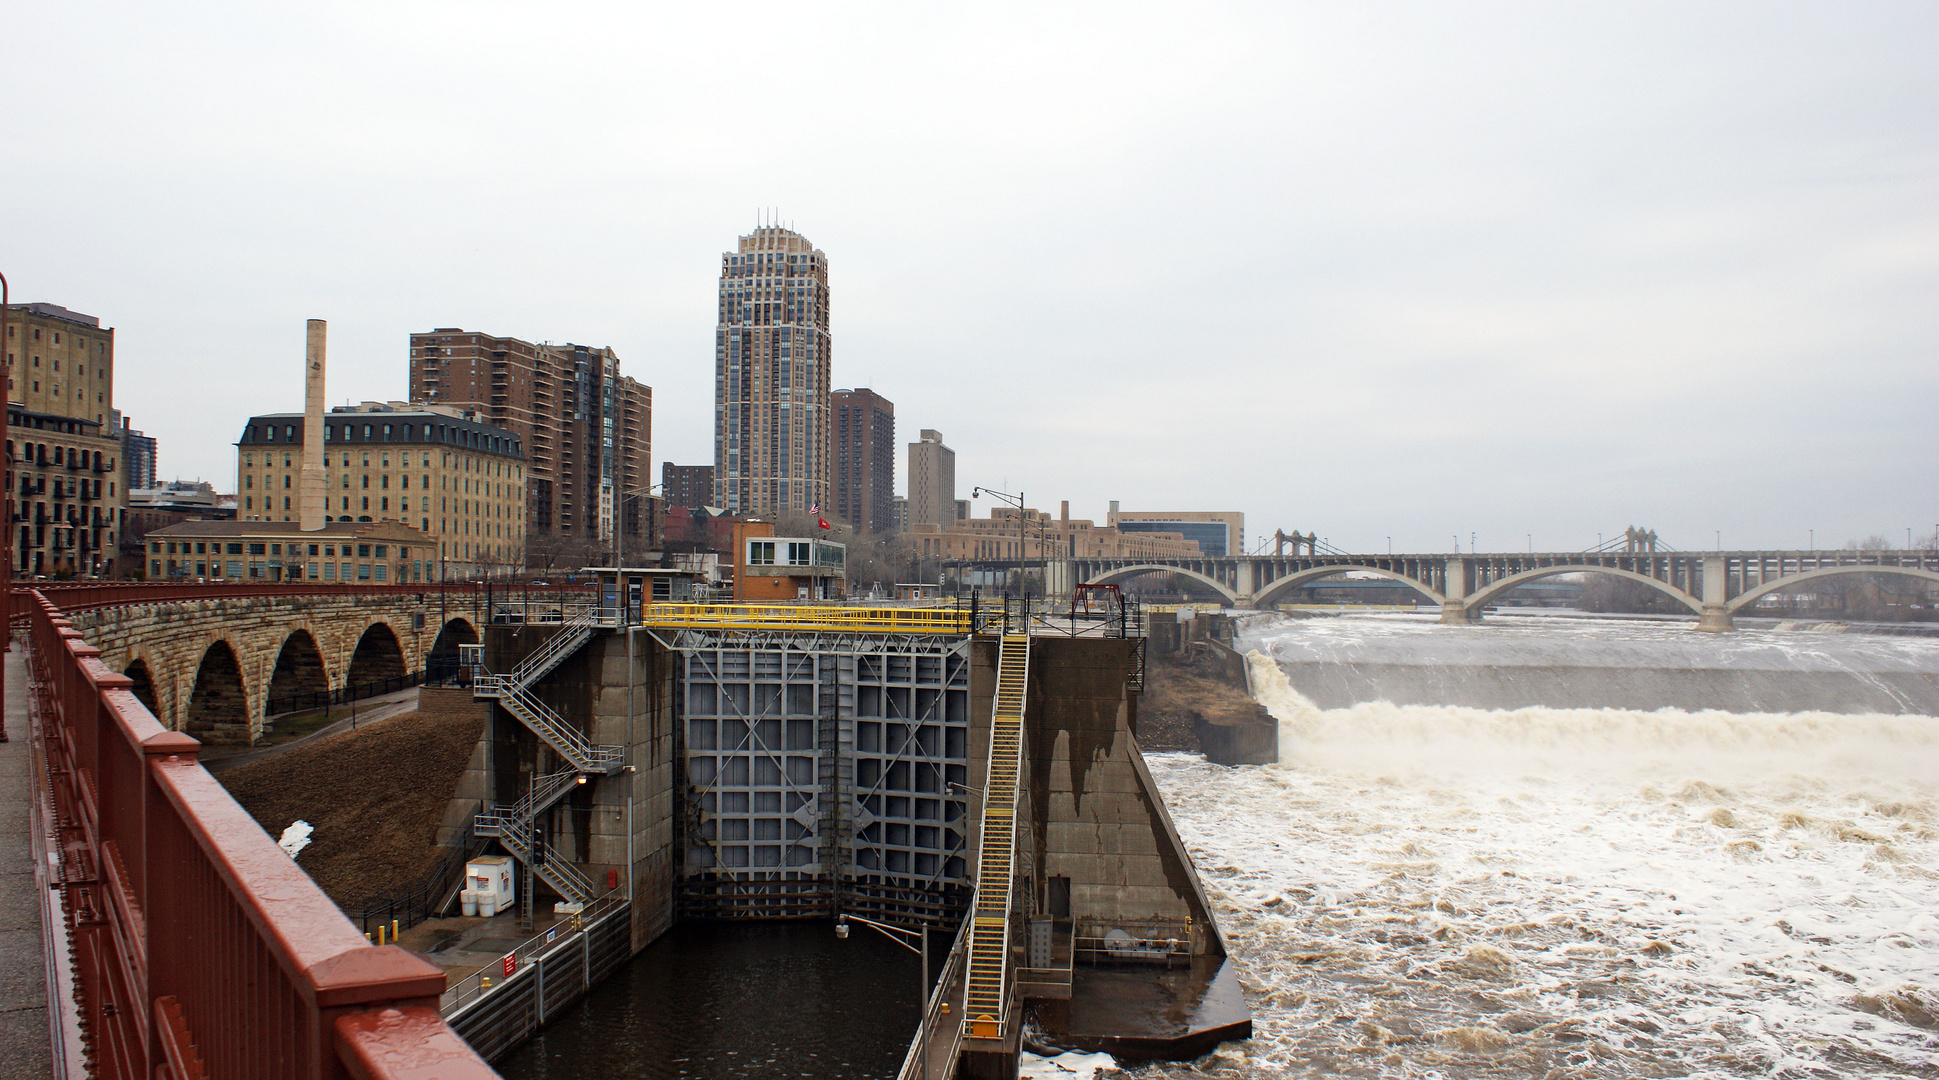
[713,223,831,516]
[831,388,895,534]
[409,328,651,556]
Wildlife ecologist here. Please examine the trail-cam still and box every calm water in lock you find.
[495,921,926,1080]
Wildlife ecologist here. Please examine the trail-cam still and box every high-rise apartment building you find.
[409,329,650,558]
[662,462,714,509]
[121,416,157,492]
[713,224,832,516]
[906,429,955,530]
[831,388,895,535]
[5,302,125,577]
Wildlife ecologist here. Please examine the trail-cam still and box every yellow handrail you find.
[637,603,974,634]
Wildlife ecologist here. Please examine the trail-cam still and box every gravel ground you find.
[218,708,484,908]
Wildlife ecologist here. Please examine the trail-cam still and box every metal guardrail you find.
[474,676,624,773]
[19,589,498,1079]
[897,916,972,1080]
[438,895,626,1017]
[472,814,600,904]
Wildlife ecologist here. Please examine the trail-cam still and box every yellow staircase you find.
[964,631,1031,1041]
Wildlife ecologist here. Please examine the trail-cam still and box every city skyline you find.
[4,4,1934,551]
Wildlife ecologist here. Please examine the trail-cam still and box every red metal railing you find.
[22,589,501,1079]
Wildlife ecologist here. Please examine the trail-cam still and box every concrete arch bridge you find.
[1044,550,1939,632]
[33,583,489,743]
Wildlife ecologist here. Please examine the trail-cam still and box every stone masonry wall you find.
[62,594,482,742]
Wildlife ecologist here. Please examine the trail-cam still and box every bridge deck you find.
[0,647,51,1078]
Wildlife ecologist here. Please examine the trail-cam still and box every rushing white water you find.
[1133,617,1939,1078]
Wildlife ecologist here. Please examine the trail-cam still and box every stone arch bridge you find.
[30,583,492,743]
[1042,549,1939,631]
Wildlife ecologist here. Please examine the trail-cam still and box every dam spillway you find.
[1137,613,1939,1078]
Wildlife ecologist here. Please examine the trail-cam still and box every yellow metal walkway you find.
[636,603,973,635]
[964,631,1030,1040]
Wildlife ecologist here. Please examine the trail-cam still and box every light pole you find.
[835,912,931,1037]
[972,487,1027,601]
[611,483,663,569]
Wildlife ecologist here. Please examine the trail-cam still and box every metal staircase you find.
[964,632,1030,1041]
[467,608,618,922]
[471,607,623,775]
[473,808,598,906]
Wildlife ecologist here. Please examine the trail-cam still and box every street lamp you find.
[971,487,1028,601]
[611,482,663,569]
[834,912,931,1017]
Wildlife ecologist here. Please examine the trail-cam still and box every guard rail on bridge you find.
[18,588,499,1079]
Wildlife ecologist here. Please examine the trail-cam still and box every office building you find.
[409,328,650,559]
[906,429,955,529]
[145,519,433,583]
[906,501,1201,563]
[5,302,125,577]
[662,462,715,509]
[831,388,895,534]
[1107,505,1245,557]
[713,224,832,516]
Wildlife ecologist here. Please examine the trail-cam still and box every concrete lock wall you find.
[1024,638,1223,951]
[63,593,471,742]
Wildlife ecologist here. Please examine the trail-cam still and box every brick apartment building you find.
[409,329,650,563]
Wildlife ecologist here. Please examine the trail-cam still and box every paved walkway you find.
[202,685,422,774]
[0,647,52,1078]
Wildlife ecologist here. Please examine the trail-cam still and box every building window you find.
[748,541,775,565]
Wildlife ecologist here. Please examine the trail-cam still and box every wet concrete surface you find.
[1034,958,1253,1063]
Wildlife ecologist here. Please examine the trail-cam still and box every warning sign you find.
[502,954,517,977]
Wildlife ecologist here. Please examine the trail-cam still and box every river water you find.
[1112,613,1939,1079]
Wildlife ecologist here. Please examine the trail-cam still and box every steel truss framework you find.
[663,628,975,926]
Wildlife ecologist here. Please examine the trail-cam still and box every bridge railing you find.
[20,589,500,1080]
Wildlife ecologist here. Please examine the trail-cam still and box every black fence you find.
[423,653,472,689]
[352,837,485,936]
[266,669,426,717]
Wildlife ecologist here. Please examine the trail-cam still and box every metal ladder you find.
[964,632,1030,1041]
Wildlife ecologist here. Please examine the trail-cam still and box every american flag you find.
[809,502,819,515]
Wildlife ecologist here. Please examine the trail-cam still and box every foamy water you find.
[1131,621,1939,1078]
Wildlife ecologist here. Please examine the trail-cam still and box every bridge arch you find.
[184,639,248,740]
[1462,565,1704,616]
[1081,563,1241,606]
[428,616,479,658]
[1725,564,1939,614]
[122,658,160,716]
[1251,566,1448,610]
[345,621,407,689]
[267,629,331,713]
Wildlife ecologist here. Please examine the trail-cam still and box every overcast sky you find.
[7,3,1935,553]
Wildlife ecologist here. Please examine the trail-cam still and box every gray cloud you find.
[6,2,1934,553]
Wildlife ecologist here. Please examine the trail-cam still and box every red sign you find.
[502,954,517,977]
